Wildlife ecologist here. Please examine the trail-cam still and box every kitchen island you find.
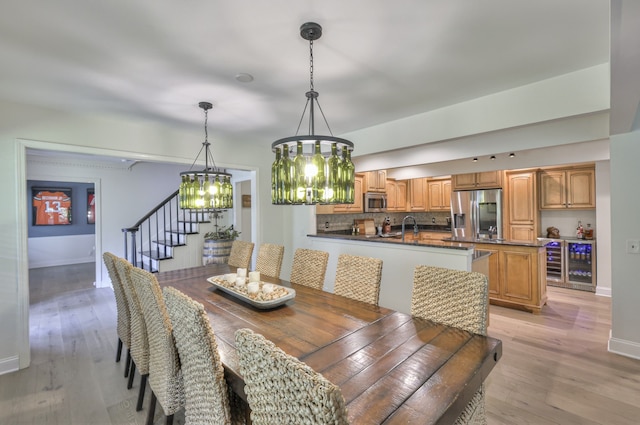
[308,231,481,314]
[309,231,547,314]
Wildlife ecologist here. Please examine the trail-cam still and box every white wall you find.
[609,131,640,359]
[28,234,95,268]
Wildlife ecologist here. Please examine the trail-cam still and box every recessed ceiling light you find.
[235,73,254,83]
[473,158,478,162]
[490,155,496,160]
[509,153,515,158]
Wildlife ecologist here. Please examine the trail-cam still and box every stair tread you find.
[167,230,199,235]
[155,240,186,247]
[141,250,173,261]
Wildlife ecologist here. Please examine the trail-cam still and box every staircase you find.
[122,190,213,272]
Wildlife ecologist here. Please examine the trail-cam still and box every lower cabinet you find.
[475,243,547,314]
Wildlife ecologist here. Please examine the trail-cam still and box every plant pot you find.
[202,239,234,265]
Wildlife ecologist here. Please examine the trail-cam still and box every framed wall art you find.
[32,187,72,225]
[87,188,95,224]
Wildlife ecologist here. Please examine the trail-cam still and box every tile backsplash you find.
[317,211,451,233]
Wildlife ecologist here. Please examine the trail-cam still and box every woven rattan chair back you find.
[228,240,254,269]
[289,248,329,290]
[114,257,149,375]
[235,328,349,425]
[254,243,285,279]
[103,252,131,356]
[129,267,185,419]
[164,286,243,425]
[333,254,383,305]
[411,265,489,425]
[410,265,488,335]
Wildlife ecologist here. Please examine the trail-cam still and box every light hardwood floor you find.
[1,263,639,424]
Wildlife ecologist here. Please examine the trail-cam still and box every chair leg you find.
[127,361,136,389]
[116,338,123,362]
[136,374,148,411]
[166,414,174,425]
[146,391,157,425]
[124,349,132,378]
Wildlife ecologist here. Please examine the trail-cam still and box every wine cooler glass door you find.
[566,241,596,292]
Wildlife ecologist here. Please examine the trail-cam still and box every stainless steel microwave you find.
[364,192,387,212]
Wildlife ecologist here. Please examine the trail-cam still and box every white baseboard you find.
[609,334,640,360]
[0,355,20,376]
[595,286,612,297]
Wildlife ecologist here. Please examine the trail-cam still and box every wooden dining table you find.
[155,263,502,425]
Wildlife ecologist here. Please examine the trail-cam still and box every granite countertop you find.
[308,232,474,251]
[445,236,547,247]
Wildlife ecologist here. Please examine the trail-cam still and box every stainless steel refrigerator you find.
[451,189,503,240]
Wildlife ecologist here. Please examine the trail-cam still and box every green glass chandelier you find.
[179,101,233,211]
[271,22,355,205]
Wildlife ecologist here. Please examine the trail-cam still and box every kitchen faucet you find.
[402,215,419,243]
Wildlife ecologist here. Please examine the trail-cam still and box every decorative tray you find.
[206,275,295,309]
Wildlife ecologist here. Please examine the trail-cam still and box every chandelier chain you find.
[309,39,314,92]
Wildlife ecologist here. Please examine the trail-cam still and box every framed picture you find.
[87,188,96,224]
[32,187,72,225]
[242,194,251,208]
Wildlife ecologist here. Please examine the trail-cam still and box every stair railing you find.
[122,190,208,271]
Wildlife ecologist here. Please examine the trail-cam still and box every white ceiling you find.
[1,1,610,147]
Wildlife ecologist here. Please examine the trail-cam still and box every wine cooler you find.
[543,239,564,282]
[540,238,596,292]
[565,240,596,292]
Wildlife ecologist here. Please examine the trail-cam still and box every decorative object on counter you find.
[179,101,233,211]
[584,223,594,239]
[271,22,354,206]
[382,217,391,234]
[576,220,584,239]
[546,226,560,238]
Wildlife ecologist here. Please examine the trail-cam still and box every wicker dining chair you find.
[254,243,285,279]
[227,240,255,270]
[289,248,329,290]
[103,252,131,369]
[129,267,185,425]
[411,265,489,425]
[113,256,150,412]
[235,328,349,425]
[333,254,383,305]
[164,287,246,425]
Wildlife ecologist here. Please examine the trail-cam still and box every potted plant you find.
[202,222,241,265]
[204,224,241,241]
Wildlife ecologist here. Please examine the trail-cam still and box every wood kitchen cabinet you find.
[385,179,407,212]
[539,166,595,209]
[363,170,387,193]
[426,178,451,211]
[504,170,540,242]
[420,231,451,241]
[332,174,364,213]
[474,243,547,314]
[452,171,503,190]
[408,178,428,211]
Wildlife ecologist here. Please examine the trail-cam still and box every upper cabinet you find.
[363,170,387,193]
[315,174,364,214]
[386,179,407,212]
[504,170,540,242]
[539,166,595,210]
[427,178,451,211]
[408,178,428,211]
[452,171,503,190]
[332,174,364,213]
